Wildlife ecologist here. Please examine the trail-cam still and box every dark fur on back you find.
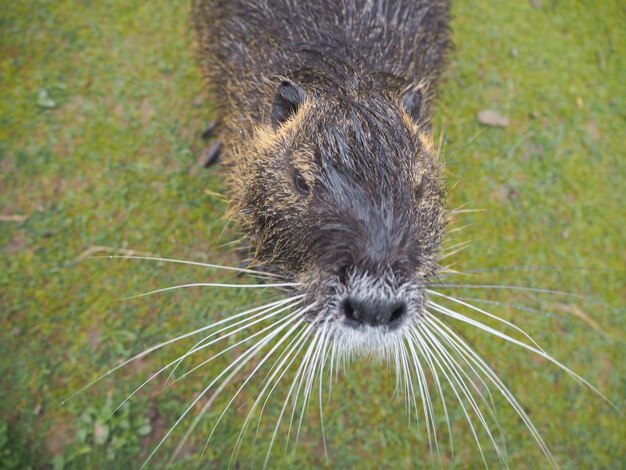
[193,0,450,125]
[192,0,451,326]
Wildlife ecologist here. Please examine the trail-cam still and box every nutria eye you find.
[293,169,310,195]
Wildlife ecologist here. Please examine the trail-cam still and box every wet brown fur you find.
[192,0,451,315]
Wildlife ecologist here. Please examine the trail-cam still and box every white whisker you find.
[199,313,310,462]
[457,265,625,275]
[414,322,490,467]
[124,281,300,299]
[439,240,473,261]
[407,326,454,457]
[327,340,336,407]
[170,303,304,386]
[405,328,439,462]
[109,303,303,422]
[95,254,282,278]
[263,325,322,466]
[428,301,618,410]
[419,320,508,466]
[400,336,419,432]
[141,324,283,470]
[426,283,588,300]
[426,315,556,468]
[169,317,306,465]
[62,296,301,406]
[317,326,331,462]
[166,298,303,384]
[438,294,557,319]
[427,293,545,351]
[296,321,332,446]
[233,322,315,464]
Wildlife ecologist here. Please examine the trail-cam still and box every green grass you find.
[1,0,624,468]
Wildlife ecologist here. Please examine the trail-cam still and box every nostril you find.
[389,302,406,325]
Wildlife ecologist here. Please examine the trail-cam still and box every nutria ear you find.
[271,80,304,128]
[401,87,423,123]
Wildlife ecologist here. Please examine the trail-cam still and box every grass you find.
[1,0,624,468]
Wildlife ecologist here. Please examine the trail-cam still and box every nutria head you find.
[228,77,446,354]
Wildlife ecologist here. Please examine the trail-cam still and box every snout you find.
[328,267,423,332]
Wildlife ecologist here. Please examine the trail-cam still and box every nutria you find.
[192,0,449,341]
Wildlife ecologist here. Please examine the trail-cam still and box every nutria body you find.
[192,0,451,349]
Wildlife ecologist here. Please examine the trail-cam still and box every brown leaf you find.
[477,109,509,128]
[0,214,28,222]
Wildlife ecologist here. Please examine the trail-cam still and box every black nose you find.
[342,296,407,328]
